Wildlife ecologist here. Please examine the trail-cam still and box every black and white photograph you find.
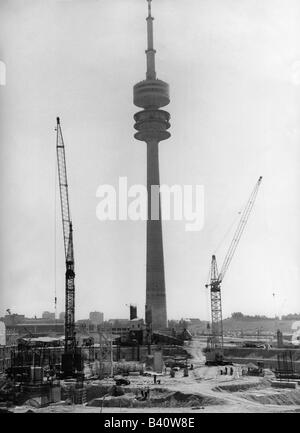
[0,0,300,416]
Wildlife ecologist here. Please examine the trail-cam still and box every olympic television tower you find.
[133,0,170,331]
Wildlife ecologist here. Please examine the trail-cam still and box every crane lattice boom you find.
[219,176,263,283]
[56,117,76,370]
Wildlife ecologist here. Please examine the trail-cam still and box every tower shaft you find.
[146,140,167,330]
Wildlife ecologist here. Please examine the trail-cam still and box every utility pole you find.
[110,323,113,377]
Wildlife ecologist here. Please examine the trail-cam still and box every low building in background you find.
[1,313,64,339]
[2,314,25,327]
[42,311,55,320]
[59,312,65,321]
[89,311,104,325]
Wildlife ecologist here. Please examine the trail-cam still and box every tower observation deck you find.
[133,0,170,331]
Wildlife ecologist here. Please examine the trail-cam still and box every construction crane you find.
[56,117,81,378]
[205,176,263,365]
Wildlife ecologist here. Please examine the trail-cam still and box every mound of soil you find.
[241,389,300,406]
[87,395,134,408]
[156,391,225,407]
[87,390,226,408]
[24,398,43,408]
[213,380,268,393]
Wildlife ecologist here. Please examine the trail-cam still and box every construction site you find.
[1,0,300,414]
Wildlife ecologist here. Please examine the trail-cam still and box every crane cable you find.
[212,211,241,258]
[260,178,278,316]
[54,125,58,324]
[205,210,241,286]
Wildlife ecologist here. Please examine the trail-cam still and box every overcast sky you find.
[0,0,300,321]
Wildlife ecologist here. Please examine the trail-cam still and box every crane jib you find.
[219,176,262,282]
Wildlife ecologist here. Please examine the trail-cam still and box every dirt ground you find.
[12,340,300,413]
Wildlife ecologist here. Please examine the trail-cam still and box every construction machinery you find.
[56,117,82,378]
[205,176,263,365]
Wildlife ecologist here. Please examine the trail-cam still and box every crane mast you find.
[206,176,263,355]
[56,117,77,377]
[208,254,223,349]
